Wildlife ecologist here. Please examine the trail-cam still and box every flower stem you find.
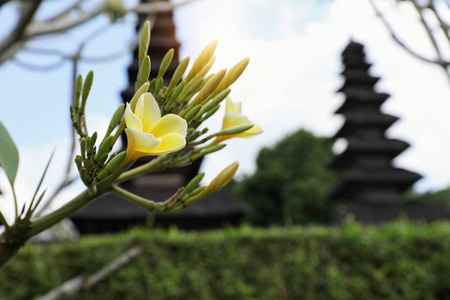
[116,155,166,183]
[110,185,158,211]
[27,188,96,237]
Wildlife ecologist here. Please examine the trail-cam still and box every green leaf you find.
[29,150,54,215]
[0,120,19,186]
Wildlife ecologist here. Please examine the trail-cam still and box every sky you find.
[0,0,450,220]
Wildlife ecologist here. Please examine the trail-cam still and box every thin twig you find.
[43,0,83,23]
[134,0,197,14]
[369,0,450,81]
[411,1,444,59]
[369,0,443,64]
[34,246,144,300]
[0,0,43,64]
[25,1,108,38]
[26,0,194,39]
[429,0,450,40]
[10,57,66,72]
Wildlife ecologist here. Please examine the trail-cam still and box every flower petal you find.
[151,114,187,138]
[222,112,250,130]
[124,103,143,131]
[150,133,186,154]
[134,94,145,121]
[225,98,241,114]
[141,93,161,132]
[125,128,162,154]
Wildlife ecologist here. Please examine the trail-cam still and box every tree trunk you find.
[0,229,26,269]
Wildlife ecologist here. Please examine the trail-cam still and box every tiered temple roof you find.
[327,41,422,205]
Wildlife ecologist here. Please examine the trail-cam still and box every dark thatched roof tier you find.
[328,138,410,168]
[335,90,390,114]
[327,168,422,203]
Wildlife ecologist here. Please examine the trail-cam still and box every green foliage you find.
[1,220,450,299]
[0,120,19,186]
[404,187,450,206]
[234,129,338,225]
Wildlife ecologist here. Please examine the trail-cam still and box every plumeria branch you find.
[0,0,42,63]
[0,0,195,65]
[0,18,262,269]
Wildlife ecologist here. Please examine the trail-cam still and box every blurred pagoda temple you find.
[70,1,250,234]
[326,41,450,223]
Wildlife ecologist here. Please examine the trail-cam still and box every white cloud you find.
[176,0,450,192]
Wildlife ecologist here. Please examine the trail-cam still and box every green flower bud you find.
[88,132,97,154]
[191,56,216,83]
[201,104,221,122]
[158,49,174,79]
[75,75,83,108]
[213,124,254,137]
[191,144,226,161]
[80,137,87,157]
[186,130,201,143]
[94,136,113,161]
[178,78,204,104]
[107,104,124,136]
[168,81,186,105]
[184,105,202,122]
[138,55,151,89]
[138,21,151,71]
[193,69,226,105]
[187,186,206,198]
[185,40,218,82]
[164,57,190,97]
[97,151,126,180]
[81,71,94,112]
[75,155,82,171]
[178,173,205,200]
[198,89,230,117]
[154,77,163,96]
[98,153,109,167]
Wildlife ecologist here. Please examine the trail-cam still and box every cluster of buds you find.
[70,71,127,188]
[71,20,262,212]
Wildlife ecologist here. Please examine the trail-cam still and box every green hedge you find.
[1,219,450,300]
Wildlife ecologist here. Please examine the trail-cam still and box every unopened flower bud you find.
[138,55,151,89]
[184,105,202,122]
[158,49,174,78]
[191,144,226,161]
[138,21,151,70]
[164,57,190,97]
[214,124,254,137]
[94,136,113,161]
[97,151,126,180]
[107,104,124,135]
[185,40,218,81]
[81,71,94,112]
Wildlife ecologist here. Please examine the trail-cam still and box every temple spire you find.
[327,41,422,205]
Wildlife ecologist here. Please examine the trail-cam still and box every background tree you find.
[233,129,339,226]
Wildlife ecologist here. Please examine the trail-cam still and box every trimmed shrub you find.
[1,219,450,299]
